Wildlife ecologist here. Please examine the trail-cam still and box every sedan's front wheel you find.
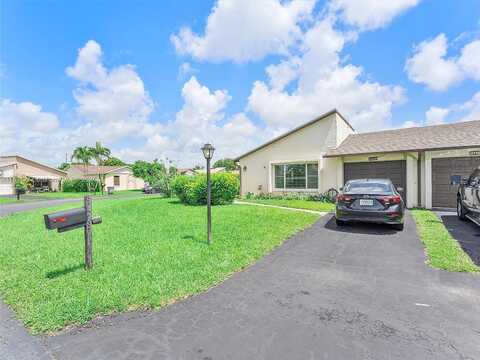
[457,198,467,220]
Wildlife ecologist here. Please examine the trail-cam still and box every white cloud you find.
[118,76,262,165]
[458,40,480,80]
[405,34,480,91]
[66,40,155,142]
[248,19,406,132]
[425,106,449,125]
[405,34,464,91]
[171,0,315,63]
[177,62,197,80]
[329,0,420,31]
[458,91,480,122]
[4,41,261,167]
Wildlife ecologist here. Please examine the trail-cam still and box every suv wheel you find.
[457,198,467,220]
[335,218,345,227]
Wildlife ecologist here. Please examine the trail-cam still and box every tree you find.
[104,157,126,166]
[71,146,94,191]
[90,142,111,194]
[213,158,237,171]
[58,162,70,171]
[132,159,177,196]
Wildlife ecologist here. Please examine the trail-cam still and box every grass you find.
[31,189,143,199]
[239,198,335,212]
[0,197,319,333]
[411,209,480,273]
[0,197,25,204]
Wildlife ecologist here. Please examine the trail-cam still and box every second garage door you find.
[344,160,407,200]
[432,157,480,208]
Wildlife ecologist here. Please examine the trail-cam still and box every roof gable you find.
[235,109,354,161]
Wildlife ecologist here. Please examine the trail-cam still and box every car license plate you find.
[359,199,374,206]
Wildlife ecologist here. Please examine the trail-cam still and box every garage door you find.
[432,157,480,208]
[0,178,14,195]
[344,160,407,200]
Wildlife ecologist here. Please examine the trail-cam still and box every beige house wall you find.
[104,168,145,191]
[238,113,354,195]
[0,156,65,193]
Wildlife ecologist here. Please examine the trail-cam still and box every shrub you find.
[62,179,101,193]
[243,191,335,203]
[172,173,240,205]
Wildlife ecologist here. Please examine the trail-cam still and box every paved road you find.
[0,198,82,217]
[44,213,480,360]
[436,210,480,266]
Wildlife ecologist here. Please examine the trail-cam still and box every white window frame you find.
[272,161,320,192]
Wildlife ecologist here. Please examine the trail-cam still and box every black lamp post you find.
[201,143,215,245]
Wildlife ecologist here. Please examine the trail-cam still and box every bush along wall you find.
[172,173,239,205]
[62,179,101,193]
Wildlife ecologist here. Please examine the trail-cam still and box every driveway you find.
[43,212,480,360]
[436,210,480,266]
[0,198,81,217]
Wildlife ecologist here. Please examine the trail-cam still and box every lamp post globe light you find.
[201,143,215,245]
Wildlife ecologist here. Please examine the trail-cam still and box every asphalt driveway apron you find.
[44,212,480,360]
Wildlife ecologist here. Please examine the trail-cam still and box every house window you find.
[274,163,319,190]
[113,176,120,186]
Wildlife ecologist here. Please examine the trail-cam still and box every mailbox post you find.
[44,196,101,270]
[84,196,93,269]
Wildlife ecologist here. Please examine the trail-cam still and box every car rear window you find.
[344,182,392,194]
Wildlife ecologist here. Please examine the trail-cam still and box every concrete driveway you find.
[43,212,480,360]
[436,210,480,266]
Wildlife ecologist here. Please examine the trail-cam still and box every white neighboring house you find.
[235,109,480,209]
[0,155,67,195]
[67,164,144,191]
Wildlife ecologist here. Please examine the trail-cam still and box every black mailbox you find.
[44,208,87,232]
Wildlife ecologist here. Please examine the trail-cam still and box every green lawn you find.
[0,197,24,204]
[31,189,143,199]
[239,198,335,212]
[411,209,479,273]
[0,197,319,333]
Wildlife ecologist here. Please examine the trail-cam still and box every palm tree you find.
[71,146,94,191]
[90,142,111,194]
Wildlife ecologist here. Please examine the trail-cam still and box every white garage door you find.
[0,178,14,195]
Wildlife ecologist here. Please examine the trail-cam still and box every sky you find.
[1,0,480,167]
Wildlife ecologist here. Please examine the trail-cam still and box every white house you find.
[235,109,480,209]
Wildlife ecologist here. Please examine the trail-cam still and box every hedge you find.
[62,179,101,193]
[172,173,239,205]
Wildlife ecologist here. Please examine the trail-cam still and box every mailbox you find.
[44,208,87,232]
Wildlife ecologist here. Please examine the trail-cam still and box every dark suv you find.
[457,167,480,225]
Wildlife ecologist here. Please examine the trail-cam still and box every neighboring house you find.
[67,165,144,191]
[177,168,196,176]
[235,109,480,209]
[194,167,227,174]
[0,155,67,195]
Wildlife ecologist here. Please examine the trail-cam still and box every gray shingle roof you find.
[325,120,480,157]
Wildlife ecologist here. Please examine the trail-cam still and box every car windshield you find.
[344,181,392,194]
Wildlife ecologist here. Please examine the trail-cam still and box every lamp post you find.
[201,143,215,245]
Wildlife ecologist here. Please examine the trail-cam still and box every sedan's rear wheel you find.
[393,223,404,231]
[457,198,467,220]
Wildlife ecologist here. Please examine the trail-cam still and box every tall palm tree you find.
[90,142,111,194]
[71,146,94,191]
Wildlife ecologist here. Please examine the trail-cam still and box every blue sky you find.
[1,0,480,166]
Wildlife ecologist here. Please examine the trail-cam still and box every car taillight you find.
[336,194,352,202]
[380,195,401,205]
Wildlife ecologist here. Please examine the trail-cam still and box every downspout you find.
[417,151,422,208]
